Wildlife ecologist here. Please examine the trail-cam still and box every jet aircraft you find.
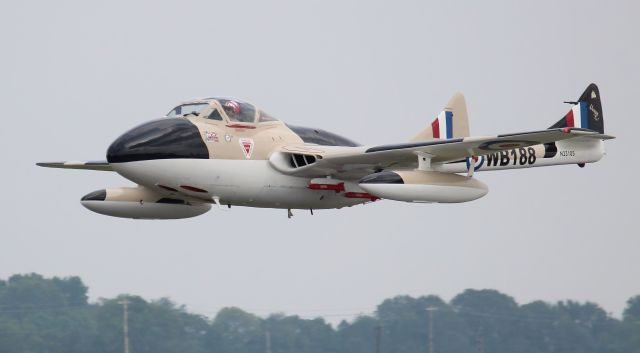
[38,84,613,219]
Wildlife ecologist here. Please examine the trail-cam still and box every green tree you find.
[622,296,640,353]
[375,294,474,353]
[624,295,640,322]
[92,296,208,353]
[0,273,639,353]
[336,316,379,353]
[0,274,95,353]
[207,307,263,353]
[266,314,336,353]
[451,289,522,353]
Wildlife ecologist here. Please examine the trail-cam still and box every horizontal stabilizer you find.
[36,161,113,172]
[575,133,615,140]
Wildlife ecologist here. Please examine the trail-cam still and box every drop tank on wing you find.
[358,170,488,203]
[80,186,211,219]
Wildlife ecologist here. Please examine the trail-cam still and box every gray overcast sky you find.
[1,0,638,322]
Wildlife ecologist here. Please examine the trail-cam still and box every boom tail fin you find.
[410,93,470,142]
[549,83,604,133]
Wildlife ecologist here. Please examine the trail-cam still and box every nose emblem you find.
[107,118,209,163]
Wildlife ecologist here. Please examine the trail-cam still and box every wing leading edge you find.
[36,161,113,172]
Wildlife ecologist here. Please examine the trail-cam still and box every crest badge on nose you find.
[239,138,254,159]
[204,130,219,142]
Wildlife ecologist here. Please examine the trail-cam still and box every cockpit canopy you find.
[166,98,278,124]
[166,103,209,118]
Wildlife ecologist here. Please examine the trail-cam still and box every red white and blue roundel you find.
[565,102,589,129]
[431,110,454,139]
[465,155,485,172]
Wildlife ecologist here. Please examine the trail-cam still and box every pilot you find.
[224,100,241,119]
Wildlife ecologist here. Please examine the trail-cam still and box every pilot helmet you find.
[224,100,241,117]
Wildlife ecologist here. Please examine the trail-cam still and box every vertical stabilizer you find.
[549,83,604,133]
[411,93,470,142]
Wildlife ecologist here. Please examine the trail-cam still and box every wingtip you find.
[35,161,114,171]
[36,162,57,168]
[596,134,616,140]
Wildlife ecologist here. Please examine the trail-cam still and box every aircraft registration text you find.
[485,147,537,167]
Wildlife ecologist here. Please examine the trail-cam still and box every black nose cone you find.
[107,118,209,163]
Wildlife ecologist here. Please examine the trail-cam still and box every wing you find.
[36,160,113,172]
[269,128,613,179]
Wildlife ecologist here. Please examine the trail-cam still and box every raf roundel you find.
[466,155,485,172]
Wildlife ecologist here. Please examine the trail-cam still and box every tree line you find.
[0,273,638,353]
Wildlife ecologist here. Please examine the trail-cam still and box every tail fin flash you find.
[550,83,604,133]
[411,93,470,141]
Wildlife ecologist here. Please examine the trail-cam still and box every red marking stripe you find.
[158,185,178,192]
[308,182,345,193]
[226,124,256,129]
[431,119,440,138]
[565,109,574,128]
[344,192,380,201]
[180,185,208,193]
